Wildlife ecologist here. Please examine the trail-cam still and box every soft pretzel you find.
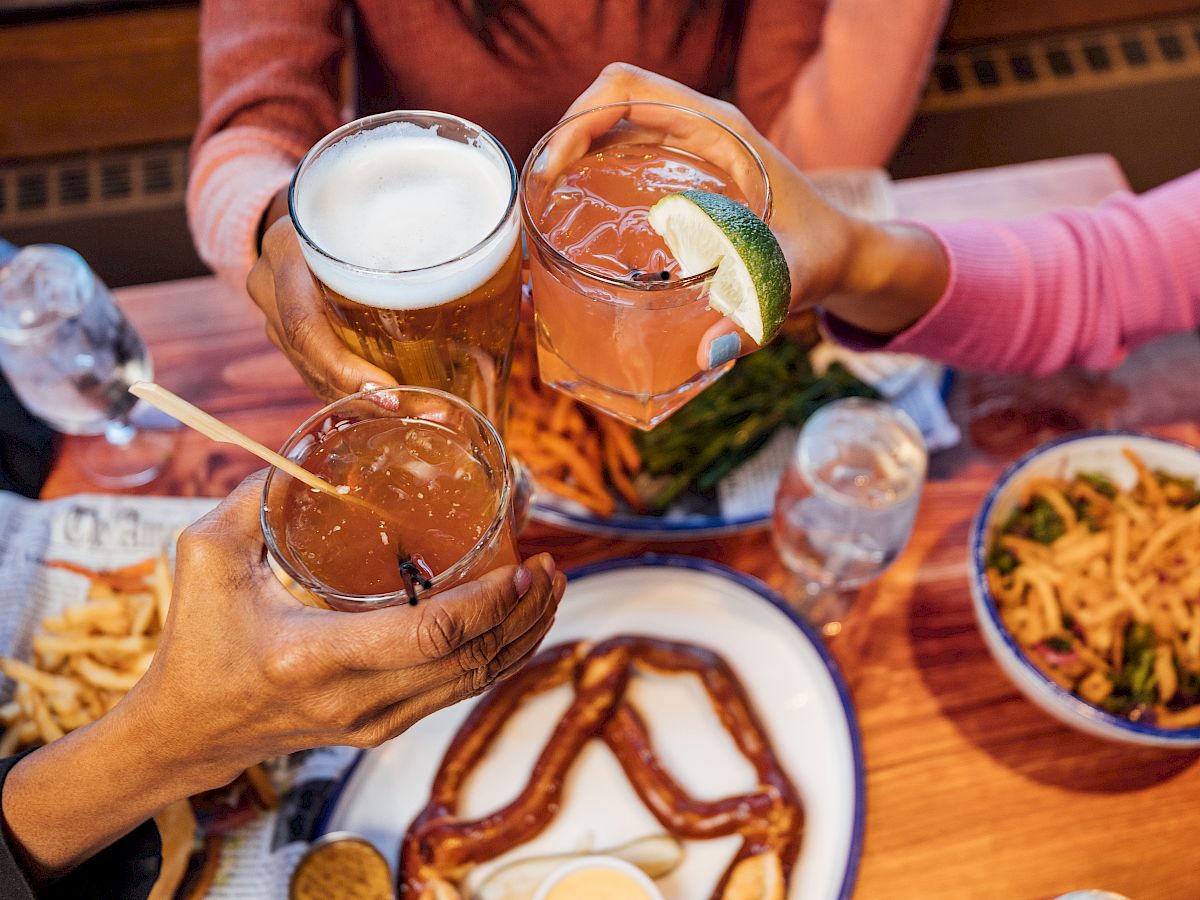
[400,636,803,899]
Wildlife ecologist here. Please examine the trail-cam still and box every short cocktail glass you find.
[520,102,772,430]
[261,386,519,612]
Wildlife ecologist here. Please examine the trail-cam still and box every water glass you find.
[0,245,175,487]
[772,398,927,636]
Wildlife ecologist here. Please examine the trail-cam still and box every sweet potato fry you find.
[537,476,614,517]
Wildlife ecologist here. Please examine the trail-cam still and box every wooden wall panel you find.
[944,0,1200,46]
[0,6,199,161]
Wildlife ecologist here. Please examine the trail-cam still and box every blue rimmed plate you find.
[970,430,1200,747]
[528,367,954,540]
[317,555,865,899]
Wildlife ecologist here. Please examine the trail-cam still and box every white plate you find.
[320,556,864,899]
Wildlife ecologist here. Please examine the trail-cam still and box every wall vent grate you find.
[920,14,1200,112]
[0,143,188,229]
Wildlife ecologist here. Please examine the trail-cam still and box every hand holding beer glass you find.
[251,111,522,428]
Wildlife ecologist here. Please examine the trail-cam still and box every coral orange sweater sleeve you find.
[187,0,345,286]
[766,0,949,168]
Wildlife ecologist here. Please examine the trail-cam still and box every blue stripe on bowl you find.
[315,554,867,900]
[970,429,1200,743]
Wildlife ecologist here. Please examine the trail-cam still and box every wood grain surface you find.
[0,6,199,161]
[39,159,1200,899]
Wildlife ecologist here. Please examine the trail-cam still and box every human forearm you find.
[767,0,949,167]
[1,700,218,887]
[819,220,950,336]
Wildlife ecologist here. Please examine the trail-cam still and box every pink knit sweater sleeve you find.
[187,0,344,286]
[827,170,1200,374]
[766,0,950,168]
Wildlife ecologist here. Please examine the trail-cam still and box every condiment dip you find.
[533,856,663,900]
[289,833,393,900]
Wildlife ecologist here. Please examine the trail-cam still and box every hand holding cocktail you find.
[1,470,562,884]
[556,64,948,372]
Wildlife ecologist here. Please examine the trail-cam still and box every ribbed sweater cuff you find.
[187,126,308,289]
[822,221,1042,374]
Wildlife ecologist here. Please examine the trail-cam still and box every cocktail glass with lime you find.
[520,102,789,430]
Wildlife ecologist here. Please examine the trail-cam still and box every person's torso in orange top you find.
[348,0,822,163]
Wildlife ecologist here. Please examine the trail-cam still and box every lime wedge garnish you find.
[648,189,790,345]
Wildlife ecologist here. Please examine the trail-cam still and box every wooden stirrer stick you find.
[129,382,390,521]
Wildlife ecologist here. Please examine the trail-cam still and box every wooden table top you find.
[39,158,1200,899]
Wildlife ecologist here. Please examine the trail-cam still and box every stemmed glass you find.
[772,398,927,637]
[0,245,176,487]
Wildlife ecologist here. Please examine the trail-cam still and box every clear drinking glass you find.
[261,385,519,612]
[0,245,175,487]
[289,110,522,432]
[521,101,772,429]
[772,398,927,636]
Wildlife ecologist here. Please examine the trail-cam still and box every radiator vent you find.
[0,143,188,229]
[921,14,1200,112]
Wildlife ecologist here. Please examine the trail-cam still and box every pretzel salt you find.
[399,636,803,898]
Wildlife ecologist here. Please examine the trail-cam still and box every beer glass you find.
[521,102,771,429]
[261,385,519,612]
[289,111,522,431]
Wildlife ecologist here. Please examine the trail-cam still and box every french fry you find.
[1052,531,1110,568]
[1,659,80,697]
[28,688,63,744]
[0,702,20,726]
[537,476,614,517]
[603,435,647,513]
[1124,448,1166,507]
[0,723,23,757]
[63,599,129,635]
[1136,504,1200,572]
[74,656,142,692]
[130,594,157,637]
[34,633,151,661]
[597,415,640,473]
[549,393,573,434]
[537,433,611,502]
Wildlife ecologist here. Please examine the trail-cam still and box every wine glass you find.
[772,398,927,636]
[0,245,176,487]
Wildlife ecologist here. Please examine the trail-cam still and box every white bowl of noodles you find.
[969,431,1200,747]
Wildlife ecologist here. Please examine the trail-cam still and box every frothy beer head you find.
[292,118,518,310]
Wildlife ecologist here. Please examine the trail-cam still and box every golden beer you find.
[290,112,521,428]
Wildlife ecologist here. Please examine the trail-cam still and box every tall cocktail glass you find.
[520,101,771,429]
[261,386,519,611]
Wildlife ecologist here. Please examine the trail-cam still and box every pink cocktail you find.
[521,102,771,429]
